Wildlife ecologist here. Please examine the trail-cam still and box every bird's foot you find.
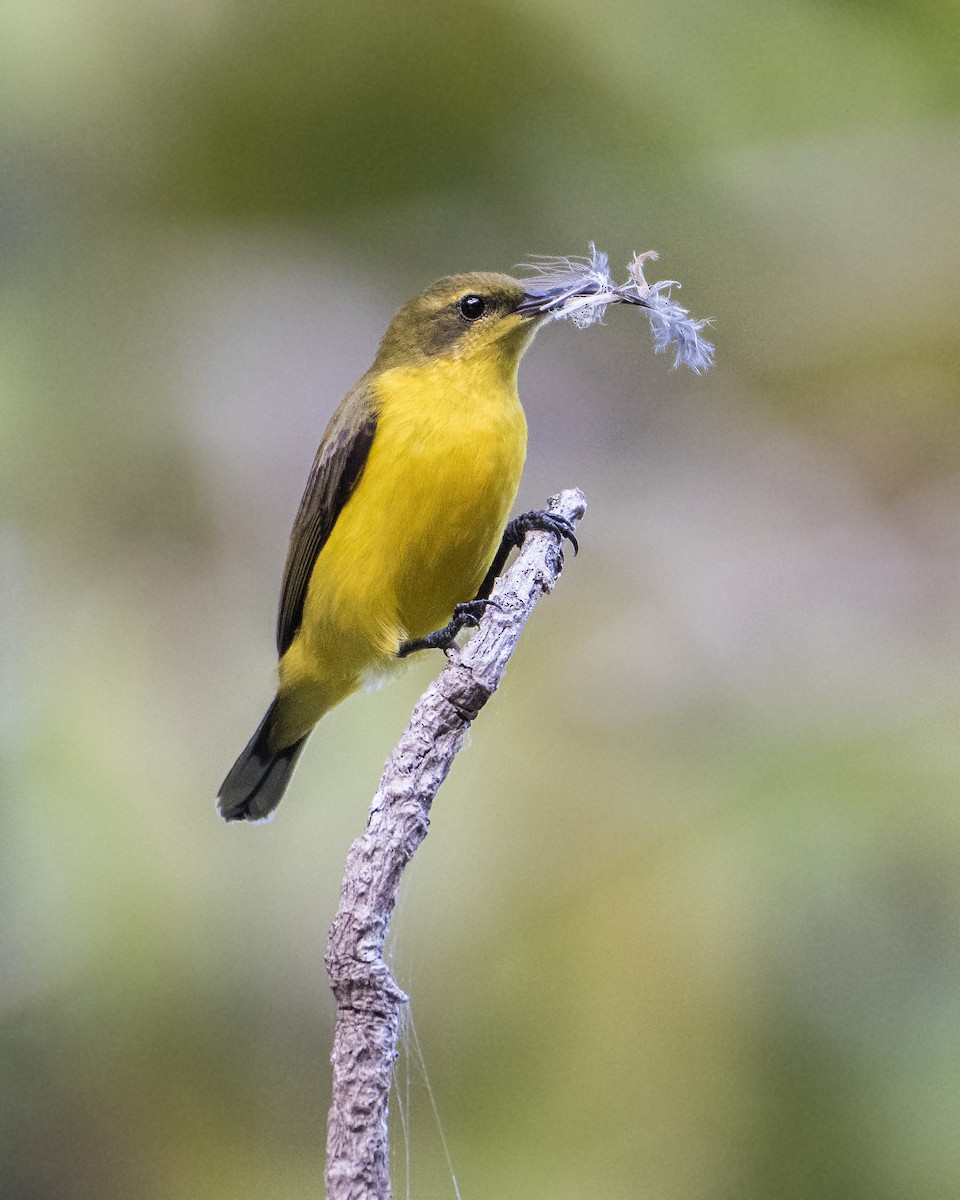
[397,599,501,658]
[504,509,579,557]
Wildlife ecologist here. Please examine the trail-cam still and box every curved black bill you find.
[517,282,645,319]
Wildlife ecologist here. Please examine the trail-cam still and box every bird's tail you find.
[218,699,308,823]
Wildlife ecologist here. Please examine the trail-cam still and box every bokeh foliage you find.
[2,1,959,1197]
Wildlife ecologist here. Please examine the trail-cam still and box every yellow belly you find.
[274,355,527,742]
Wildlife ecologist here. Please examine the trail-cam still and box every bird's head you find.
[372,271,584,373]
[370,249,715,377]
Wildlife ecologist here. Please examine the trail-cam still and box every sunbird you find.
[218,273,576,822]
[219,249,714,822]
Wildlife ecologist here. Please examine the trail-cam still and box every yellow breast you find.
[364,354,527,636]
[299,351,527,667]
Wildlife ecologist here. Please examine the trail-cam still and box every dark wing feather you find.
[276,381,378,656]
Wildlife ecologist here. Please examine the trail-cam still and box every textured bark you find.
[324,488,587,1200]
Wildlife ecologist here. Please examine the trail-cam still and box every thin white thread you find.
[405,1004,463,1200]
[389,935,462,1199]
[393,1011,412,1200]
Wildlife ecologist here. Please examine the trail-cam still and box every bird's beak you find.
[516,284,591,319]
[517,282,644,320]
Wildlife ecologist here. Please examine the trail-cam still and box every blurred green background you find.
[2,1,959,1197]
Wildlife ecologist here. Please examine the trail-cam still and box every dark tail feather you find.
[218,700,308,823]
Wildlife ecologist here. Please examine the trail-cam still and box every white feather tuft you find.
[518,243,715,372]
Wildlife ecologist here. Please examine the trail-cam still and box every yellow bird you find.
[218,271,581,822]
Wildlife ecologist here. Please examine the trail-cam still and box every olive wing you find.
[276,384,378,656]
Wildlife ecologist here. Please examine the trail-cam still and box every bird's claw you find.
[397,598,502,658]
[506,510,579,556]
[452,597,502,627]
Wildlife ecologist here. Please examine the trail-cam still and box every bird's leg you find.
[397,599,500,658]
[474,508,579,601]
[396,509,579,658]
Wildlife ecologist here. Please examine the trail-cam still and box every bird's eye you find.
[458,294,486,321]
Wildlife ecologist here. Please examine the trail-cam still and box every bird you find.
[218,269,585,823]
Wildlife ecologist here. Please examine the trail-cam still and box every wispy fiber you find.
[519,244,715,373]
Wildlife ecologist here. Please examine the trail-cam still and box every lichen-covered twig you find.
[324,488,587,1200]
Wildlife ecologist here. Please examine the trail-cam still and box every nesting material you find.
[520,243,715,373]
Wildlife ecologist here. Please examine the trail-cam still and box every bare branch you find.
[324,488,588,1200]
